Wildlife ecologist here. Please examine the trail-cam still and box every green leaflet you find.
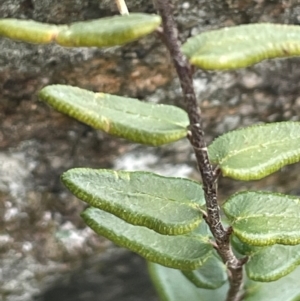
[61,169,205,235]
[149,261,300,301]
[244,267,300,301]
[82,207,213,270]
[39,85,189,146]
[181,23,300,70]
[0,13,161,46]
[208,122,300,181]
[149,262,229,301]
[223,191,300,246]
[56,13,161,47]
[0,19,60,44]
[232,235,300,282]
[181,253,227,289]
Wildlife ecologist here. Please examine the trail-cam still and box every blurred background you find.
[1,1,300,300]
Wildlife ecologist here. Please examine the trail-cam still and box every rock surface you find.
[1,1,300,301]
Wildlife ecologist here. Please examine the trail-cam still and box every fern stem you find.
[154,1,246,300]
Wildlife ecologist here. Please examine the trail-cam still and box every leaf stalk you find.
[115,0,129,15]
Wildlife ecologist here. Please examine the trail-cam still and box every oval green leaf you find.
[181,23,300,70]
[208,122,300,180]
[56,13,161,47]
[39,85,189,146]
[82,207,212,270]
[182,253,227,289]
[0,19,60,44]
[223,191,300,246]
[61,168,205,235]
[148,262,229,301]
[232,235,300,282]
[244,267,300,301]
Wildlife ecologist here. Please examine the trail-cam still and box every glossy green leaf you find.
[208,122,300,180]
[181,23,300,70]
[0,14,161,46]
[82,207,213,270]
[232,235,300,282]
[223,191,300,246]
[182,253,227,289]
[39,85,189,146]
[56,13,161,47]
[61,168,205,235]
[149,262,229,301]
[0,19,60,44]
[244,266,300,301]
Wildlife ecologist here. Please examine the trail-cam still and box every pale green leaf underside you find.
[223,191,300,246]
[149,262,300,301]
[208,122,300,180]
[181,253,227,289]
[82,207,212,270]
[61,168,205,235]
[232,235,300,282]
[148,262,229,301]
[181,23,300,70]
[0,13,161,46]
[39,85,189,146]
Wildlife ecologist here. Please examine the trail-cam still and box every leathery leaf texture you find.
[149,262,300,301]
[0,19,60,44]
[39,85,189,146]
[223,191,300,246]
[149,262,229,301]
[232,235,300,282]
[61,168,205,235]
[181,253,227,289]
[208,122,300,180]
[0,13,161,46]
[182,23,300,70]
[56,13,161,47]
[82,208,213,270]
[244,267,300,301]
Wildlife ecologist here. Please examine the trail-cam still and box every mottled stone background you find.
[1,1,300,301]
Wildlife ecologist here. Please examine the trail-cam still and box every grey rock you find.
[1,1,300,301]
